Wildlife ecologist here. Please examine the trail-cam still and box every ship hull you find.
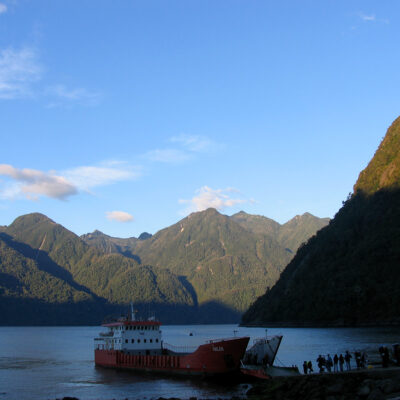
[95,337,249,377]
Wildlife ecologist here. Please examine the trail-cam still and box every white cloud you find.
[106,211,134,223]
[46,84,102,107]
[179,186,248,215]
[145,148,191,164]
[0,47,42,99]
[146,134,221,164]
[359,13,376,21]
[0,3,7,14]
[0,46,102,105]
[0,164,77,200]
[170,134,216,153]
[64,163,141,190]
[0,161,141,201]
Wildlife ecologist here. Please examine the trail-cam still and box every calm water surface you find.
[1,325,400,400]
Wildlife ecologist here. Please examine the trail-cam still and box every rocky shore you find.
[246,367,400,400]
[53,367,400,400]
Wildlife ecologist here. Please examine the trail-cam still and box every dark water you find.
[0,325,400,400]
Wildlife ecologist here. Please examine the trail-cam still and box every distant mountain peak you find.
[138,232,152,240]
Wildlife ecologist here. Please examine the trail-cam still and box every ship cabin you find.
[95,319,163,355]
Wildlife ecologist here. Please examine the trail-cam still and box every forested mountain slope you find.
[242,116,400,326]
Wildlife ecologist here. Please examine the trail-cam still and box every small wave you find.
[0,357,62,370]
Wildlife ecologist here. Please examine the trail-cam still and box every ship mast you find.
[130,302,136,321]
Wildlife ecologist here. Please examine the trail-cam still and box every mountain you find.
[0,207,329,325]
[230,211,281,237]
[80,230,139,260]
[231,211,329,253]
[354,116,400,194]
[120,208,326,313]
[242,116,400,326]
[80,208,328,317]
[0,213,195,325]
[0,234,106,325]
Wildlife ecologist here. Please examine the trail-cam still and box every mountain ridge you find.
[0,208,329,325]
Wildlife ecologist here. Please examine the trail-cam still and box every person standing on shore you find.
[303,361,308,374]
[326,354,333,372]
[307,360,313,373]
[317,355,325,373]
[333,354,339,372]
[345,351,352,371]
[339,354,344,372]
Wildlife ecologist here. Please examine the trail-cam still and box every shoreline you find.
[246,366,400,399]
[241,319,400,328]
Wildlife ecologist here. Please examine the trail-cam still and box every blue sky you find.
[0,0,399,237]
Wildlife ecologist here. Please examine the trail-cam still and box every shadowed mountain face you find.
[0,208,328,325]
[0,213,195,324]
[242,116,400,327]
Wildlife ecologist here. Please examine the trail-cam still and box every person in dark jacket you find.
[303,361,308,374]
[345,351,352,371]
[307,360,313,373]
[339,354,344,372]
[333,354,339,372]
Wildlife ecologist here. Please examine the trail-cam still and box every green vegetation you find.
[355,116,400,194]
[242,116,400,326]
[232,211,329,253]
[0,207,327,325]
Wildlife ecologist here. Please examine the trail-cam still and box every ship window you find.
[125,339,128,343]
[131,339,134,343]
[138,339,140,343]
[150,339,153,343]
[144,339,147,343]
[156,339,159,343]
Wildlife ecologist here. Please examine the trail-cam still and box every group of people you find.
[303,350,367,374]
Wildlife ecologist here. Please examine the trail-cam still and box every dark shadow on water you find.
[94,364,245,390]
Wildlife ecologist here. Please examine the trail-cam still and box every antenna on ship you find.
[130,302,136,321]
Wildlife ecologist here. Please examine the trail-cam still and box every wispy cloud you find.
[0,164,77,200]
[357,12,389,24]
[0,47,42,99]
[46,84,102,107]
[179,186,250,215]
[144,148,192,164]
[106,211,134,223]
[146,134,221,164]
[359,13,375,21]
[0,46,102,105]
[0,3,7,14]
[169,134,218,153]
[63,162,141,191]
[0,161,141,201]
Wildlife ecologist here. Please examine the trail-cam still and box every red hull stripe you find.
[95,337,249,375]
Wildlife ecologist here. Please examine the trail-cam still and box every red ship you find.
[94,309,249,377]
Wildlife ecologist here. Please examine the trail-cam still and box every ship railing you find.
[206,337,240,343]
[99,331,114,337]
[163,342,197,354]
[252,334,282,344]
